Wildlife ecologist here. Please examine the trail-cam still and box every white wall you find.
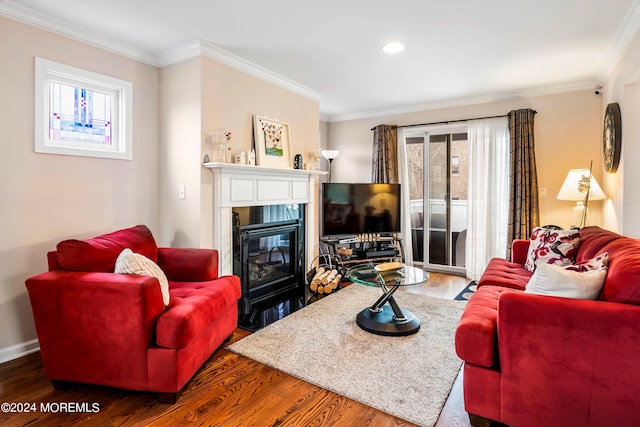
[327,90,603,230]
[0,16,160,362]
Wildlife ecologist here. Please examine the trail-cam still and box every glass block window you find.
[35,57,132,160]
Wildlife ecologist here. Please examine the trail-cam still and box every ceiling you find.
[2,0,639,121]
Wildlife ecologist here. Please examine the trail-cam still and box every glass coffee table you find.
[347,262,429,336]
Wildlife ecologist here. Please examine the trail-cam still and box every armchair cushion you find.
[115,248,170,305]
[157,248,219,282]
[56,225,158,272]
[157,276,241,349]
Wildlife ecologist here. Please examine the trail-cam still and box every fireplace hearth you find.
[233,205,305,330]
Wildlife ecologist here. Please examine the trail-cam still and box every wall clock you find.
[603,102,622,173]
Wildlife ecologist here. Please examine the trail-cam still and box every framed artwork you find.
[34,57,133,160]
[253,115,292,168]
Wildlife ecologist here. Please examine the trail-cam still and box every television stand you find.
[319,234,404,276]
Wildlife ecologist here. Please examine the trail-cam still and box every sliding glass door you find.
[406,126,467,274]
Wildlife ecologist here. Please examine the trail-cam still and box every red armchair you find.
[25,225,241,403]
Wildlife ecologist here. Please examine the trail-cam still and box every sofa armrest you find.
[25,271,165,389]
[510,239,529,265]
[497,291,640,426]
[157,247,218,282]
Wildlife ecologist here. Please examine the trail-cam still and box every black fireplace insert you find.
[232,205,305,330]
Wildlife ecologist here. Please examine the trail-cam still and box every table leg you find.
[357,283,420,336]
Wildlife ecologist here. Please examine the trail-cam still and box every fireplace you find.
[204,163,325,329]
[233,205,305,329]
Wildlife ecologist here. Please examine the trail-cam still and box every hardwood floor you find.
[0,272,471,427]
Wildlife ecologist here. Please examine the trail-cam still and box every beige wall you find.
[159,56,321,250]
[199,57,320,249]
[159,58,203,248]
[0,16,160,361]
[0,15,320,361]
[327,90,603,230]
[601,28,640,237]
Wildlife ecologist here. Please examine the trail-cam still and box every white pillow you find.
[524,262,607,300]
[115,248,170,306]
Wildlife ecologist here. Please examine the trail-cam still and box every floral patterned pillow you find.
[565,252,609,272]
[524,227,581,272]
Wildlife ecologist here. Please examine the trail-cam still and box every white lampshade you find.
[557,169,606,201]
[321,149,340,160]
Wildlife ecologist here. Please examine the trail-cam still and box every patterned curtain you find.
[507,109,540,257]
[372,125,399,184]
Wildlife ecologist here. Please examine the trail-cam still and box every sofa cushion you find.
[156,276,241,349]
[455,285,522,367]
[574,226,620,264]
[56,225,158,272]
[598,238,640,304]
[574,227,640,304]
[478,258,532,291]
[524,227,580,272]
[115,249,170,306]
[524,262,607,300]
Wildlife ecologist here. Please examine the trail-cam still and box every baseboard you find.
[0,339,40,364]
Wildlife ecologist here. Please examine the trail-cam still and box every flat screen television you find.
[322,183,402,236]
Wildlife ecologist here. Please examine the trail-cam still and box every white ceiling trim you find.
[326,80,597,123]
[0,0,325,103]
[0,0,158,66]
[597,0,640,83]
[158,40,325,102]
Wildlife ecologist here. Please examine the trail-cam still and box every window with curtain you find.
[398,117,510,279]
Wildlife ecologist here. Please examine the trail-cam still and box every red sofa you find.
[25,225,241,403]
[455,226,640,427]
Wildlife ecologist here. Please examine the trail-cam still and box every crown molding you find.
[159,40,325,102]
[0,0,159,66]
[597,0,640,83]
[0,2,324,102]
[325,80,596,123]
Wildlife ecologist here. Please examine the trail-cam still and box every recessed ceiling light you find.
[382,42,405,54]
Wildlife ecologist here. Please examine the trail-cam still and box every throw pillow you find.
[524,227,580,272]
[524,262,607,299]
[115,248,170,306]
[565,251,609,272]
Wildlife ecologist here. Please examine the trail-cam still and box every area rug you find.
[227,284,466,427]
[454,281,477,301]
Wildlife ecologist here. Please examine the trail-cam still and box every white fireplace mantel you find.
[204,162,326,276]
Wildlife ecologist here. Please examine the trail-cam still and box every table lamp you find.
[321,150,339,182]
[557,168,606,228]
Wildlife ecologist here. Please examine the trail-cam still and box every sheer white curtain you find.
[396,127,414,266]
[466,117,510,280]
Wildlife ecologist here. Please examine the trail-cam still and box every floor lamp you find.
[321,150,339,182]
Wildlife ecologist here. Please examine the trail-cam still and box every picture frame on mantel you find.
[253,115,292,168]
